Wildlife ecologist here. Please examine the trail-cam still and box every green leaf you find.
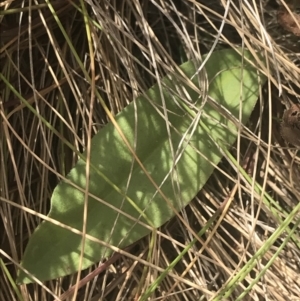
[17,48,265,283]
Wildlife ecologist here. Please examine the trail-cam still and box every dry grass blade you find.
[277,0,300,36]
[1,0,300,300]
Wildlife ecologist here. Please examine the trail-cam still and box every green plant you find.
[17,48,266,284]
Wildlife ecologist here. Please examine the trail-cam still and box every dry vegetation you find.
[1,0,300,300]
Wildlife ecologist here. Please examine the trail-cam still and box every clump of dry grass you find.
[1,0,300,300]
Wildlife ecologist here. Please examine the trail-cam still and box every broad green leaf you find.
[18,48,265,283]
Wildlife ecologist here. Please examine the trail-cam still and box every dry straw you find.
[1,1,300,300]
